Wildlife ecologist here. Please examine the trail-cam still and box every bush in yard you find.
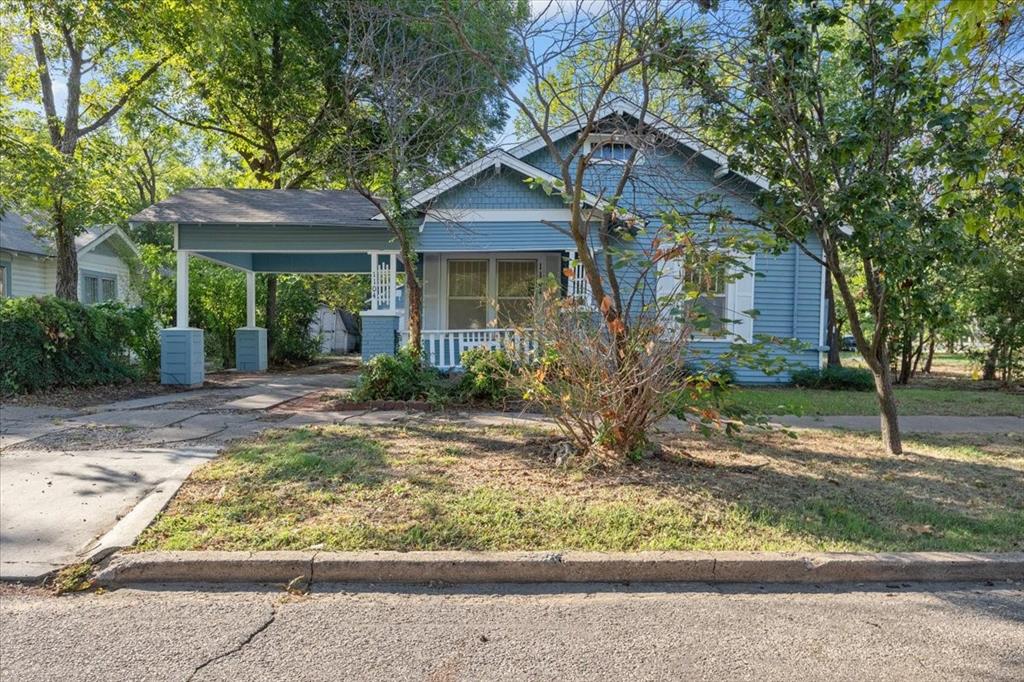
[353,348,440,401]
[0,296,159,394]
[791,366,875,391]
[456,348,518,406]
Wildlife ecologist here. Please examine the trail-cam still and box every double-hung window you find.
[446,257,539,329]
[685,264,728,335]
[82,272,117,304]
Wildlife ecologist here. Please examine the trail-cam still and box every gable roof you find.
[1,211,139,259]
[129,189,383,227]
[379,149,629,219]
[507,99,770,191]
[393,100,768,221]
[1,211,51,256]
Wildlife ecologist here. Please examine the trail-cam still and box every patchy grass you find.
[135,422,1024,553]
[51,563,94,595]
[726,385,1024,416]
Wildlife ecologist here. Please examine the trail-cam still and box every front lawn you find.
[136,423,1024,553]
[726,385,1024,416]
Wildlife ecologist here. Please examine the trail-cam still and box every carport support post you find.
[235,270,268,372]
[159,250,205,386]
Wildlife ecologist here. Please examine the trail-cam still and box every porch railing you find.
[398,328,534,369]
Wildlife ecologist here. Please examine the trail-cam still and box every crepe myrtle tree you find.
[328,0,520,356]
[680,0,1021,454]
[440,1,797,458]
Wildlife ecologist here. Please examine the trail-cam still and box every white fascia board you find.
[380,149,629,219]
[77,225,142,259]
[508,99,771,191]
[424,209,573,223]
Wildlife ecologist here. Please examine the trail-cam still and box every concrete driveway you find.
[0,371,356,581]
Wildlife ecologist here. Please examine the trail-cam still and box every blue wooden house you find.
[131,101,826,386]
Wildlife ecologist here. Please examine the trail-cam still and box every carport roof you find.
[129,188,385,227]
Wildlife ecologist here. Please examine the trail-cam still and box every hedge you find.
[0,296,160,394]
[791,365,875,391]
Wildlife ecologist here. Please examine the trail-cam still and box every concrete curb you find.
[94,550,1024,586]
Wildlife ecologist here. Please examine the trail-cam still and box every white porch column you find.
[162,249,204,386]
[245,270,256,327]
[176,250,190,327]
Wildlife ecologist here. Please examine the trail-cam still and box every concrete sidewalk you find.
[769,414,1023,434]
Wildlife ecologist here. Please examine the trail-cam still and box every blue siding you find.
[235,327,268,371]
[160,328,204,386]
[433,169,566,209]
[421,139,825,384]
[419,221,576,252]
[361,315,398,361]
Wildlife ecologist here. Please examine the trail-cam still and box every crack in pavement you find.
[188,602,278,680]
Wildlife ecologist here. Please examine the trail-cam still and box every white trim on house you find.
[581,133,646,166]
[77,225,141,259]
[439,251,551,330]
[507,99,770,191]
[423,209,574,223]
[656,251,756,343]
[375,149,630,220]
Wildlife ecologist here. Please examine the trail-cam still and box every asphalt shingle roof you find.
[0,212,52,256]
[129,189,384,227]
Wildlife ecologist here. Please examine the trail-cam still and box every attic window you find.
[586,136,642,165]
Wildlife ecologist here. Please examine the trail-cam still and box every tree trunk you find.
[825,272,842,367]
[265,274,278,360]
[910,331,926,376]
[896,332,913,385]
[982,343,999,381]
[923,334,936,374]
[406,270,423,357]
[53,206,79,300]
[873,354,904,455]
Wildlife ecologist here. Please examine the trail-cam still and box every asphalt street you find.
[2,581,1022,680]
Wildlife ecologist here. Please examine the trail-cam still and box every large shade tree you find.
[0,0,168,298]
[154,0,346,346]
[687,0,1021,453]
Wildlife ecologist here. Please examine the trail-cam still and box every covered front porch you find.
[130,189,590,385]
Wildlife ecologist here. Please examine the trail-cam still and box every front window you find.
[0,264,7,298]
[82,273,117,304]
[496,259,537,326]
[685,265,727,334]
[447,260,488,329]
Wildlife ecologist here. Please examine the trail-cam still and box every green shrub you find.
[353,348,440,401]
[0,296,160,394]
[791,365,875,391]
[457,348,517,405]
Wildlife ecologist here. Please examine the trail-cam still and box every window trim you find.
[0,258,11,298]
[582,134,645,166]
[440,253,546,329]
[657,251,756,343]
[80,269,118,305]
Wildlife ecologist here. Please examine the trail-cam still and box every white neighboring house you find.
[0,211,140,304]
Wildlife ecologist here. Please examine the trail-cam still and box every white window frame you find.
[582,134,645,166]
[657,251,755,343]
[440,253,546,329]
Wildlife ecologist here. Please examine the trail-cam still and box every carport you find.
[130,189,404,386]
